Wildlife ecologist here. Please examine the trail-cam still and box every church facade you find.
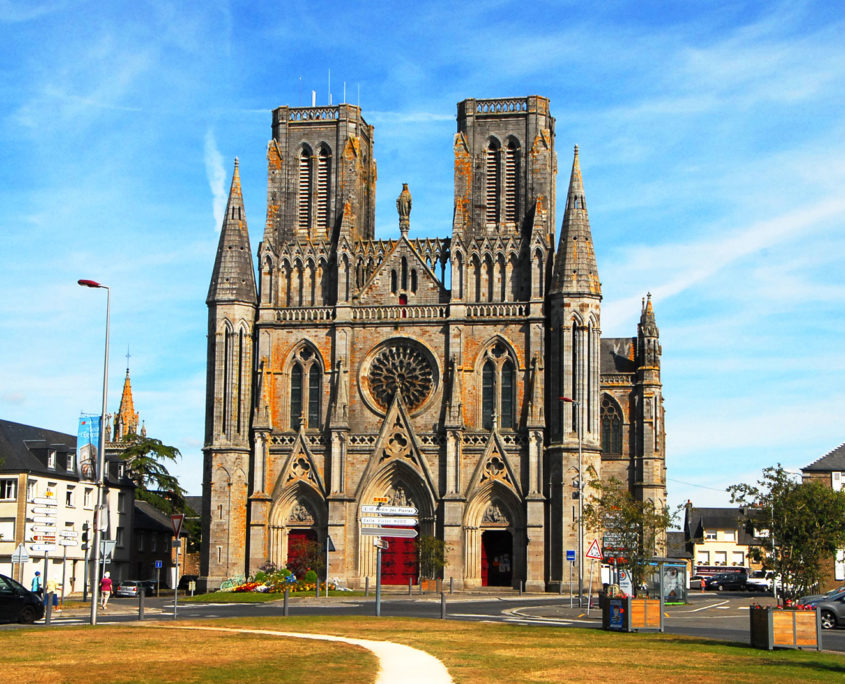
[201,96,666,591]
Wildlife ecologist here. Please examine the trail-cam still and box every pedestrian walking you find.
[46,577,60,611]
[100,572,112,609]
[31,570,42,596]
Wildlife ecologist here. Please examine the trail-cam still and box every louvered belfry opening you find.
[297,149,312,232]
[316,147,330,233]
[504,141,519,224]
[485,141,500,227]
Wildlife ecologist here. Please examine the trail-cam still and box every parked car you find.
[746,570,774,592]
[802,589,845,629]
[115,580,156,598]
[798,585,845,606]
[0,573,44,624]
[705,572,747,591]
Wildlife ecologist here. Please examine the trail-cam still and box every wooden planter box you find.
[420,579,440,592]
[749,606,821,650]
[603,597,663,632]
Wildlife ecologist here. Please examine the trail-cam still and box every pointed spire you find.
[207,158,258,304]
[639,292,659,337]
[638,292,661,367]
[116,367,138,439]
[551,146,601,296]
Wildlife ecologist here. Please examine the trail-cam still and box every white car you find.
[746,570,774,592]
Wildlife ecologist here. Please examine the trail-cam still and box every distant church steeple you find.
[551,146,601,296]
[114,365,140,441]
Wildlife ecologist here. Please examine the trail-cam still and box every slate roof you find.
[0,418,78,477]
[134,499,175,533]
[185,495,203,516]
[802,442,845,472]
[666,531,691,559]
[684,507,760,546]
[601,338,636,374]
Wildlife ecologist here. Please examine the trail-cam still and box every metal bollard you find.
[45,593,53,625]
[283,587,289,616]
[138,590,145,621]
[408,577,412,595]
[365,576,369,597]
[419,578,423,595]
[440,592,446,619]
[450,577,453,594]
[437,578,441,593]
[519,580,523,596]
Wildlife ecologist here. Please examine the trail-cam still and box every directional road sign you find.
[361,516,418,527]
[361,527,418,538]
[58,539,78,547]
[32,506,58,514]
[33,497,58,505]
[31,535,57,542]
[32,515,57,523]
[31,544,56,552]
[361,505,418,516]
[59,530,78,538]
[32,525,57,532]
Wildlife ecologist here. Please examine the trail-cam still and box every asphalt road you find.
[8,590,845,652]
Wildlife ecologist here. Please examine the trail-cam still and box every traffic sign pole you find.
[375,541,382,618]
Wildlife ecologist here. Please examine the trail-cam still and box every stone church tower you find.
[201,96,666,591]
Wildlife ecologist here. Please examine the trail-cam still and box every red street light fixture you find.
[78,279,104,288]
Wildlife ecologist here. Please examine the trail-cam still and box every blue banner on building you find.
[77,415,100,480]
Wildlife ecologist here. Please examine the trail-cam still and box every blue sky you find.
[2,1,844,518]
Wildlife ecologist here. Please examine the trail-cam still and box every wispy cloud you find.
[204,128,226,231]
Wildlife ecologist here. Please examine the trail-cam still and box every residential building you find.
[684,503,763,574]
[802,442,845,589]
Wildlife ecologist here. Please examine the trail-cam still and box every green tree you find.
[118,434,186,514]
[417,535,447,580]
[728,465,845,601]
[582,477,674,593]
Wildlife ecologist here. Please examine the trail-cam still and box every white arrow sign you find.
[361,527,418,538]
[32,497,58,506]
[361,516,418,527]
[30,544,57,552]
[59,531,79,538]
[31,525,57,532]
[361,505,418,516]
[32,515,57,523]
[32,507,57,515]
[58,539,79,546]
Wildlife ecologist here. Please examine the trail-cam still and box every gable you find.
[357,238,443,305]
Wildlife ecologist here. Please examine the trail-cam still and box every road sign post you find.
[171,514,184,618]
[375,541,382,617]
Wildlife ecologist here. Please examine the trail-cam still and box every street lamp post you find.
[561,396,583,607]
[78,279,110,626]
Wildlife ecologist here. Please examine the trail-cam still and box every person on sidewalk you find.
[46,577,60,611]
[100,572,113,609]
[31,571,42,596]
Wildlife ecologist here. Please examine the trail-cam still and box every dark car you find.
[804,589,845,629]
[705,572,747,591]
[0,573,44,623]
[115,580,156,598]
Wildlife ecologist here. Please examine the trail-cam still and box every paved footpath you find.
[145,624,453,684]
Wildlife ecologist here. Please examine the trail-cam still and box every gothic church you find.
[201,96,666,590]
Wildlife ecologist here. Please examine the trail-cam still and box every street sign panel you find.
[360,516,418,527]
[171,513,184,538]
[373,538,389,549]
[32,515,57,523]
[100,539,117,561]
[58,539,78,547]
[31,535,57,542]
[585,538,603,560]
[59,530,78,538]
[155,560,163,569]
[33,497,58,505]
[361,527,418,538]
[566,549,576,562]
[31,544,56,552]
[11,543,29,563]
[31,525,57,532]
[32,507,58,514]
[372,496,389,503]
[361,505,418,516]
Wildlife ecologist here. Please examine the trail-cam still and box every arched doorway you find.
[287,528,318,578]
[481,530,512,586]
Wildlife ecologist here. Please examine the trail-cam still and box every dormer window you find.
[48,450,57,469]
[66,453,75,471]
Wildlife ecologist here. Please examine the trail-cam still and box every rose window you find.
[367,341,435,411]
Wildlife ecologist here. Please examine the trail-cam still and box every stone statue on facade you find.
[397,183,412,234]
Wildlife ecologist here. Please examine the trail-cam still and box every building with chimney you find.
[201,96,666,591]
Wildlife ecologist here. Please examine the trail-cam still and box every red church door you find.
[287,529,317,578]
[481,530,513,587]
[381,534,418,585]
